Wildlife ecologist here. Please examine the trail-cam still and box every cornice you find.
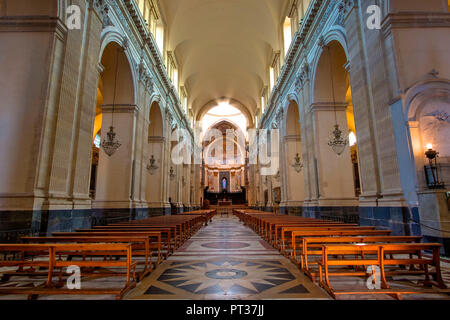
[101,104,138,114]
[0,16,67,39]
[381,12,450,37]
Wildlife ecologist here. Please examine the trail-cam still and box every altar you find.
[218,200,232,206]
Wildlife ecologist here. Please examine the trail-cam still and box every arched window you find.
[283,17,292,57]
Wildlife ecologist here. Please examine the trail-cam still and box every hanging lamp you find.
[326,45,348,156]
[101,47,122,156]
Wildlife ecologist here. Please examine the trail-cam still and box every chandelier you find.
[291,153,304,173]
[101,48,121,157]
[326,45,348,156]
[328,124,348,156]
[147,155,159,175]
[169,166,176,180]
[101,126,121,157]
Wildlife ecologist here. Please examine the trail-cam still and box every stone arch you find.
[145,101,165,205]
[283,99,305,205]
[309,38,359,203]
[309,29,349,102]
[196,98,254,129]
[403,78,450,190]
[93,40,137,207]
[99,31,138,105]
[203,120,246,166]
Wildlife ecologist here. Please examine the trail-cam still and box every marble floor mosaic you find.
[126,215,328,299]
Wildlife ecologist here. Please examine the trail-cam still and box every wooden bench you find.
[293,236,422,282]
[272,223,363,248]
[265,220,346,242]
[20,235,160,280]
[0,243,137,300]
[317,243,447,299]
[88,224,182,248]
[53,230,172,259]
[280,227,384,255]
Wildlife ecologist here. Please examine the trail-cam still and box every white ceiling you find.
[159,0,289,120]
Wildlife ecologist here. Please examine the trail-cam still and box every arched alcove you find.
[311,40,359,203]
[93,41,136,207]
[284,100,305,205]
[146,102,165,205]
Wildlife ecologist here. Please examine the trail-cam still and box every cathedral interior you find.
[0,0,449,302]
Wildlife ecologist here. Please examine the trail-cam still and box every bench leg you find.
[432,248,447,289]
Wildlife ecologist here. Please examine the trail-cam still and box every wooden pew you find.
[293,235,422,282]
[179,210,216,225]
[317,243,447,299]
[87,225,182,249]
[266,219,346,241]
[20,235,160,280]
[280,227,382,255]
[0,243,137,300]
[53,230,173,259]
[272,223,362,248]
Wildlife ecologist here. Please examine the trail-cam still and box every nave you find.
[2,209,448,300]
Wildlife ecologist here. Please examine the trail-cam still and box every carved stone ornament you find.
[101,4,113,28]
[317,36,326,48]
[275,107,284,126]
[336,1,346,26]
[122,38,129,51]
[165,107,173,123]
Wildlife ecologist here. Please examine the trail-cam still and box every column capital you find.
[101,104,138,114]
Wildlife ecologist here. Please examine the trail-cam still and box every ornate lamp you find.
[325,45,349,156]
[101,48,122,157]
[291,153,304,173]
[424,144,444,189]
[328,124,348,156]
[147,155,159,175]
[101,126,121,157]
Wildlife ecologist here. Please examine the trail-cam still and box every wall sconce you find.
[147,155,159,175]
[424,144,444,189]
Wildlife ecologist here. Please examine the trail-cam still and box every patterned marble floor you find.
[126,214,329,300]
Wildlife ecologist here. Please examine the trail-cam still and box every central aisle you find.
[127,213,328,299]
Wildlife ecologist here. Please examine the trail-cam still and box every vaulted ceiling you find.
[159,0,289,121]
